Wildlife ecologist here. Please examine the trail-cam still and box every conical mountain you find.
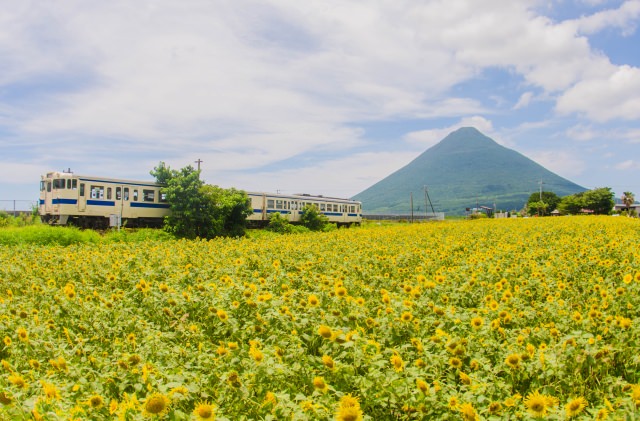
[352,127,586,214]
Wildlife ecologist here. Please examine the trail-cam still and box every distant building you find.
[613,203,640,213]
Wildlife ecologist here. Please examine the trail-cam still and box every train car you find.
[39,171,362,229]
[246,191,362,227]
[39,171,170,228]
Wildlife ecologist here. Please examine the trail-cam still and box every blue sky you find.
[1,0,639,211]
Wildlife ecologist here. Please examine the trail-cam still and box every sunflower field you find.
[1,216,640,420]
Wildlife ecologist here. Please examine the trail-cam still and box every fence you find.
[0,200,38,216]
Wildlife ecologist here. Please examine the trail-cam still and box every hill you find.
[352,127,587,214]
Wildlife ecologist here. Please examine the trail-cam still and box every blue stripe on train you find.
[53,198,78,205]
[87,200,115,206]
[130,202,171,209]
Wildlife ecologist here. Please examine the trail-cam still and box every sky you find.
[1,0,640,211]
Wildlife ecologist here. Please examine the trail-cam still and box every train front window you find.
[66,179,71,189]
[72,180,77,189]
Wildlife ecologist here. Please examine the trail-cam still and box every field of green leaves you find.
[1,216,640,420]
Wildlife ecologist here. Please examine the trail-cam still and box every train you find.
[39,171,362,228]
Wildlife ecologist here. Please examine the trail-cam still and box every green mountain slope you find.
[353,127,586,214]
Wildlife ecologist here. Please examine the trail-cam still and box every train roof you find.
[246,191,360,203]
[42,171,163,186]
[42,171,360,203]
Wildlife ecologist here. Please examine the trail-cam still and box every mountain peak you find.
[353,128,586,214]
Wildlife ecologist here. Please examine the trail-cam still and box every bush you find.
[266,212,293,234]
[300,204,329,231]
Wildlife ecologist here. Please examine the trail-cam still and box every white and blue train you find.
[39,171,362,228]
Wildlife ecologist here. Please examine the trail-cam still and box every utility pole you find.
[195,159,203,172]
[539,180,544,200]
[410,192,414,223]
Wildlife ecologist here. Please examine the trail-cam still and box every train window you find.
[72,180,77,190]
[133,190,138,201]
[79,184,85,196]
[40,181,45,191]
[116,187,121,200]
[159,192,167,202]
[90,186,104,199]
[320,203,325,211]
[276,200,284,210]
[334,204,339,212]
[143,190,155,202]
[124,188,129,201]
[53,179,63,189]
[267,199,274,208]
[107,188,112,200]
[47,182,51,192]
[350,205,355,213]
[66,179,71,189]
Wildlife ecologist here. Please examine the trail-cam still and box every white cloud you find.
[211,151,420,198]
[525,150,587,178]
[514,92,534,110]
[0,162,45,185]
[565,124,598,141]
[569,0,640,35]
[404,116,495,148]
[615,159,640,170]
[557,65,640,121]
[0,0,639,194]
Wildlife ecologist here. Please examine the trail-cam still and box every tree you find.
[558,193,584,215]
[526,191,560,216]
[582,187,615,215]
[150,162,252,238]
[622,191,635,214]
[299,204,329,231]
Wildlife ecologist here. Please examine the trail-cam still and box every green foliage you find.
[559,187,615,215]
[582,187,615,215]
[0,210,39,227]
[0,225,101,246]
[558,192,584,215]
[526,191,560,216]
[621,191,635,211]
[150,162,252,238]
[300,204,329,231]
[468,212,488,219]
[266,212,310,234]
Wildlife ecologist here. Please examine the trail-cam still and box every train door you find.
[44,180,53,213]
[78,183,86,211]
[114,186,128,219]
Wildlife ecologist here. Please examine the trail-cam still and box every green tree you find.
[558,192,584,215]
[582,187,615,215]
[622,191,635,214]
[526,191,560,216]
[150,162,252,238]
[299,204,329,231]
[528,201,548,217]
[266,212,292,234]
